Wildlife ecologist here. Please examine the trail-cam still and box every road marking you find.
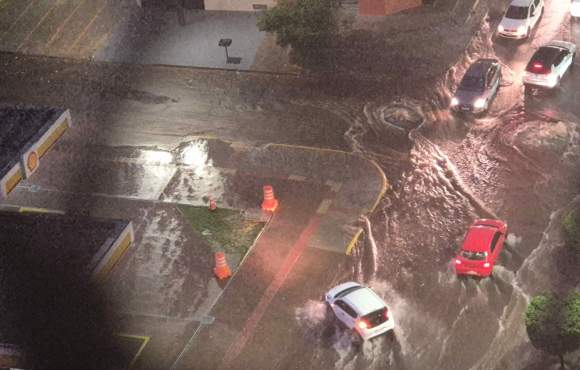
[325,180,342,192]
[16,1,59,52]
[44,0,86,51]
[345,228,363,255]
[68,0,107,52]
[220,215,321,369]
[115,310,214,323]
[0,0,37,42]
[288,174,306,181]
[117,334,150,370]
[316,199,332,215]
[230,142,252,151]
[220,168,237,175]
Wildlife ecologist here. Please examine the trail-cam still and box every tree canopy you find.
[562,208,580,257]
[257,0,339,65]
[525,292,580,368]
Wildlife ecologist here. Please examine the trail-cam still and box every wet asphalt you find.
[1,0,580,369]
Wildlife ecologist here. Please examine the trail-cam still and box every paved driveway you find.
[97,9,265,70]
[0,0,265,70]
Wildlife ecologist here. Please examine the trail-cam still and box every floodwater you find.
[296,1,580,369]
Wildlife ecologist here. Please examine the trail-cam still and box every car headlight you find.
[455,259,461,264]
[450,97,459,107]
[498,25,504,32]
[473,98,486,109]
[483,262,491,268]
[517,25,527,35]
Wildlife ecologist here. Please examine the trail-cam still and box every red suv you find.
[454,219,508,278]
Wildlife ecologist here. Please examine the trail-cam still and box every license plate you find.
[466,271,479,276]
[461,107,470,111]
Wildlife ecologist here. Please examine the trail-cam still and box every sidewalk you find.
[4,137,387,369]
[0,0,275,71]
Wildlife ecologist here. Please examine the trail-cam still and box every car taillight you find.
[529,62,550,74]
[357,319,369,330]
[483,262,490,268]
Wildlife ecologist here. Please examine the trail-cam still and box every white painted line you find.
[219,168,237,175]
[325,180,342,193]
[316,199,332,215]
[115,310,213,323]
[288,174,306,181]
[230,142,251,151]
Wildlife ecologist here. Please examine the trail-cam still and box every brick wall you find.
[384,0,422,14]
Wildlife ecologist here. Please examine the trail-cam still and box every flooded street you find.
[1,0,579,369]
[315,1,580,369]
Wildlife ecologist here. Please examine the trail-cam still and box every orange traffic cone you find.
[213,252,231,280]
[209,198,217,211]
[261,185,279,212]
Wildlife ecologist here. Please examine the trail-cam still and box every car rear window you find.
[459,75,485,91]
[526,47,560,71]
[505,5,528,19]
[461,250,487,260]
[362,308,388,328]
[336,285,363,298]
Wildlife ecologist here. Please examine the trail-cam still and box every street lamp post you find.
[218,38,232,62]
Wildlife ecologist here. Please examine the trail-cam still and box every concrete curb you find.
[266,143,389,255]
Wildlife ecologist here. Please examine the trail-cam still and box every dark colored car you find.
[450,59,502,114]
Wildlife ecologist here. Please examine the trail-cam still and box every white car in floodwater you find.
[497,0,544,39]
[524,41,576,91]
[572,0,580,18]
[325,282,394,342]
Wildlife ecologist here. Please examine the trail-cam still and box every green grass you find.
[177,205,265,256]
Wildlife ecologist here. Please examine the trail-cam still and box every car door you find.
[552,51,567,79]
[489,231,505,263]
[563,49,574,74]
[488,64,500,98]
[528,4,535,28]
[334,300,357,329]
[531,0,541,26]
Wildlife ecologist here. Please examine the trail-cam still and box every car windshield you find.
[336,285,363,298]
[505,5,528,19]
[460,250,487,260]
[459,75,485,91]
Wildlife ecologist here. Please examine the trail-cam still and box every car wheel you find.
[324,302,334,323]
[350,330,364,346]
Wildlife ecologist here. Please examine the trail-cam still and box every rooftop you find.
[0,210,129,344]
[0,105,64,176]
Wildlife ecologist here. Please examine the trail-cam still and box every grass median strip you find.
[177,205,265,259]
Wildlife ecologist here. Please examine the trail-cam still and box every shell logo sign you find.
[27,151,39,172]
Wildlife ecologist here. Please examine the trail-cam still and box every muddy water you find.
[314,2,580,369]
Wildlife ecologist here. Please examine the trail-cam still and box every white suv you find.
[325,282,395,341]
[497,0,544,39]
